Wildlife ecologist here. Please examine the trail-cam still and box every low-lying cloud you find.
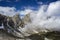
[0,7,17,17]
[20,1,60,35]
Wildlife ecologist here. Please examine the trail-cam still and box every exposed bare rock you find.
[22,14,31,25]
[12,14,24,28]
[0,14,25,39]
[0,14,8,30]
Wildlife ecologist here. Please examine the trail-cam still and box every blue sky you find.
[0,0,57,10]
[0,0,59,17]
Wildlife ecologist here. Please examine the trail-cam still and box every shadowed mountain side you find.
[44,31,60,40]
[25,31,60,40]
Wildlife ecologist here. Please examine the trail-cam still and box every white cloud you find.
[19,9,34,18]
[45,1,60,31]
[20,1,60,35]
[0,7,17,17]
[20,9,33,15]
[47,1,60,17]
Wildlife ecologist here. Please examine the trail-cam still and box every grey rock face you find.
[0,14,25,39]
[12,14,24,28]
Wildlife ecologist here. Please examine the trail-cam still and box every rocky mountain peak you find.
[22,13,31,25]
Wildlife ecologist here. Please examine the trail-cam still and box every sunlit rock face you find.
[12,14,24,28]
[22,13,31,25]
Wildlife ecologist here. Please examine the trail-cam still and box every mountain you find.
[0,14,24,39]
[0,14,60,40]
[12,14,23,27]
